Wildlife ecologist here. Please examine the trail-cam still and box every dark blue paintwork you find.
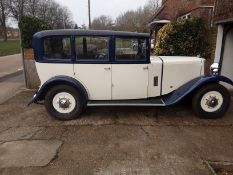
[29,75,233,106]
[32,29,151,64]
[28,76,88,105]
[162,75,233,106]
[33,29,150,39]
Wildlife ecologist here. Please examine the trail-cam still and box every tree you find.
[115,0,160,32]
[9,0,28,21]
[19,16,51,48]
[27,0,39,17]
[74,24,78,29]
[0,0,9,41]
[81,24,87,30]
[8,0,74,29]
[92,15,114,30]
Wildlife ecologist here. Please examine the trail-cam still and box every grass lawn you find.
[0,40,20,57]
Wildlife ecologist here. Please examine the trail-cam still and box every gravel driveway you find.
[0,91,233,175]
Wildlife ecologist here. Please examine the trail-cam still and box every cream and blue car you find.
[29,30,233,120]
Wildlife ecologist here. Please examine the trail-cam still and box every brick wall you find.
[156,0,199,20]
[155,0,214,27]
[214,0,233,22]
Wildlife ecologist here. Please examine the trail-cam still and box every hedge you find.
[19,16,51,48]
[155,18,211,59]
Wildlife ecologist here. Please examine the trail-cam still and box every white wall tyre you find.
[45,85,84,120]
[192,84,231,119]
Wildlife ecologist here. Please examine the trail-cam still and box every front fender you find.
[162,75,233,106]
[28,76,88,106]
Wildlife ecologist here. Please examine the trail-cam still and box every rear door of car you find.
[73,36,112,100]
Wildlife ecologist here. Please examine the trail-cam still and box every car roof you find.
[33,29,150,39]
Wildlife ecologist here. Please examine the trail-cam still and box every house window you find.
[178,13,192,20]
[75,36,109,61]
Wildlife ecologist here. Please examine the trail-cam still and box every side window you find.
[43,36,71,60]
[76,36,109,61]
[115,38,147,61]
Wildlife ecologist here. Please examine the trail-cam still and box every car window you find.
[115,38,147,61]
[43,37,71,60]
[76,36,109,61]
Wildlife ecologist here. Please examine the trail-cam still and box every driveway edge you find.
[0,69,23,82]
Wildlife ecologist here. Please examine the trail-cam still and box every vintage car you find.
[29,29,233,120]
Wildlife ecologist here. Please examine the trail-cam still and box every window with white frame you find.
[177,13,192,20]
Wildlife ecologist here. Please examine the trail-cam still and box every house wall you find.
[214,0,233,23]
[213,0,233,85]
[213,0,233,62]
[156,0,214,26]
[214,25,224,62]
[221,28,233,87]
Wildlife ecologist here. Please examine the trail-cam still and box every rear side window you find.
[115,38,147,61]
[43,36,71,60]
[75,36,109,61]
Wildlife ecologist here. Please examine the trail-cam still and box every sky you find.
[55,0,150,26]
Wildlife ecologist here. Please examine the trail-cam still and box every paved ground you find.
[0,54,23,79]
[0,74,24,104]
[0,91,233,175]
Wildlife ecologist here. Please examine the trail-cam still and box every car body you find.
[30,29,233,120]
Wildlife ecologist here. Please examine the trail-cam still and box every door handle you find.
[104,67,111,71]
[143,66,149,70]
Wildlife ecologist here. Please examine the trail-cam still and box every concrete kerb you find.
[0,69,23,82]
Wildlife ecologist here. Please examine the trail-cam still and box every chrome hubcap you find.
[206,97,219,108]
[52,92,76,114]
[59,98,71,109]
[200,91,224,112]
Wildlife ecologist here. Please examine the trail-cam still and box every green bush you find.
[155,18,211,58]
[19,16,51,48]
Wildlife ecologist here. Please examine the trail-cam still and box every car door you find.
[73,36,112,100]
[112,37,149,100]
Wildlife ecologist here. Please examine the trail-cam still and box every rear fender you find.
[162,75,233,106]
[28,76,88,105]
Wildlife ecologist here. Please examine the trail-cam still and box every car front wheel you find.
[45,85,84,120]
[192,84,231,119]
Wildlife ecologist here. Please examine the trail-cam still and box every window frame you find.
[177,13,192,20]
[41,35,73,63]
[74,35,111,64]
[113,36,150,64]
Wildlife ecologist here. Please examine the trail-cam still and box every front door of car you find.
[112,37,149,100]
[74,36,112,100]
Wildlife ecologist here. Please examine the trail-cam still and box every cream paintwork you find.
[36,56,204,101]
[159,56,205,95]
[148,57,163,97]
[35,63,74,85]
[112,64,149,100]
[74,64,112,100]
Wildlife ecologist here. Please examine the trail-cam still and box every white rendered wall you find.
[221,28,233,90]
[214,25,224,63]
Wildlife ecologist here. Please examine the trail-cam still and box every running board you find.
[87,98,166,107]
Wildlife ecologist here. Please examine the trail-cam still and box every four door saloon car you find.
[29,29,233,120]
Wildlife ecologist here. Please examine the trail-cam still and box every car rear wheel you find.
[192,84,231,119]
[45,85,84,120]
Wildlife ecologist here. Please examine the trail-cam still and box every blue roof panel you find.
[33,29,150,39]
